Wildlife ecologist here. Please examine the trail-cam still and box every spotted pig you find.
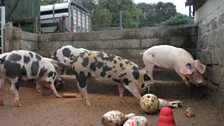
[70,51,153,106]
[0,50,62,107]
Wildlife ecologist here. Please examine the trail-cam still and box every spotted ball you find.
[140,93,159,113]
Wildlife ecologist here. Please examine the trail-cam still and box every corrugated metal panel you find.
[4,0,40,33]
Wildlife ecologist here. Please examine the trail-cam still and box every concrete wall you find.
[195,0,224,111]
[5,24,197,67]
[37,26,197,66]
[5,23,38,52]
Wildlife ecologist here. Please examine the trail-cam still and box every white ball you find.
[140,93,159,113]
[101,110,126,126]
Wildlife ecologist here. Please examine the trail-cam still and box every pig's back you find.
[144,45,193,69]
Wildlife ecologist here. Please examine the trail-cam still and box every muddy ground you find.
[0,82,223,126]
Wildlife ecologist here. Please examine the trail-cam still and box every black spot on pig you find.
[144,74,151,81]
[123,78,131,85]
[62,48,71,57]
[101,65,112,77]
[96,62,104,68]
[117,57,121,61]
[24,55,30,64]
[98,52,114,62]
[31,61,39,76]
[113,79,121,83]
[39,67,47,77]
[125,61,131,64]
[88,72,92,77]
[48,71,54,77]
[141,83,145,88]
[119,73,127,78]
[82,57,89,67]
[35,54,42,61]
[29,52,34,58]
[21,65,27,77]
[77,71,87,88]
[132,66,140,80]
[90,62,96,71]
[120,63,123,68]
[94,57,98,62]
[8,53,22,61]
[4,61,21,78]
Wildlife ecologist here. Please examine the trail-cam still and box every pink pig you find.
[142,45,206,87]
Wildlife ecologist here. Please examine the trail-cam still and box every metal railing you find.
[0,6,5,53]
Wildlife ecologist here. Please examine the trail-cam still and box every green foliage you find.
[137,2,177,27]
[95,0,143,28]
[76,0,96,14]
[40,0,55,5]
[91,8,113,29]
[162,13,189,25]
[154,2,176,22]
[122,6,143,28]
[40,0,190,29]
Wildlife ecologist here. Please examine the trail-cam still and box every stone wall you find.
[195,0,224,111]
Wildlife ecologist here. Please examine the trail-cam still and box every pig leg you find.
[0,78,5,106]
[143,63,155,81]
[80,87,91,106]
[178,73,191,87]
[143,53,155,80]
[49,83,62,98]
[37,80,48,95]
[76,83,84,100]
[118,84,126,103]
[10,78,22,107]
[75,74,91,106]
[35,82,42,93]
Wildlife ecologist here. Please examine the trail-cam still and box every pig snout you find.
[54,77,65,90]
[139,83,154,95]
[186,72,204,85]
[193,74,204,84]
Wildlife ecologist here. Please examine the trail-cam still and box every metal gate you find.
[0,6,5,53]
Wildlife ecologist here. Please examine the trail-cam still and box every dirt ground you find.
[0,85,223,126]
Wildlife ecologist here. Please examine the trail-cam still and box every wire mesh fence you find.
[90,11,194,31]
[91,20,194,31]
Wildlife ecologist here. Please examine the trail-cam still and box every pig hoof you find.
[85,101,91,106]
[56,94,62,98]
[36,89,41,93]
[119,99,127,104]
[14,100,22,107]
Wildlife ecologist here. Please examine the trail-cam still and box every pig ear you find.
[50,60,61,69]
[194,60,206,74]
[180,63,193,75]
